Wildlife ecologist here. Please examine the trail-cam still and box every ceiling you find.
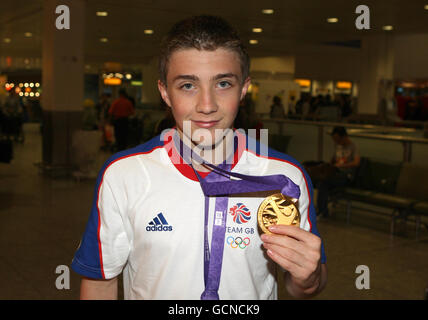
[0,0,428,70]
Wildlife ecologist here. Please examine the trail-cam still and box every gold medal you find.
[257,193,300,234]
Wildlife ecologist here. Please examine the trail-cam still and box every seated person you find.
[317,126,360,218]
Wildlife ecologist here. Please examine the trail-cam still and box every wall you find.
[294,45,362,82]
[393,33,428,80]
[250,56,295,74]
[252,79,300,114]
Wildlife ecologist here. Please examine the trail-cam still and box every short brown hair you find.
[158,15,250,85]
[332,126,348,137]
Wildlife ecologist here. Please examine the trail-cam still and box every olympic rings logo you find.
[226,236,250,249]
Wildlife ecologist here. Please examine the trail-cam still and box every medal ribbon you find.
[172,131,300,300]
[198,162,231,300]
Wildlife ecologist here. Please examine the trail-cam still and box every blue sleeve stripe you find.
[71,257,105,280]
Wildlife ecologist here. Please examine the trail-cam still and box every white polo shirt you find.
[71,129,326,300]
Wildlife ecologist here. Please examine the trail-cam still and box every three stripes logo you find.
[146,213,173,232]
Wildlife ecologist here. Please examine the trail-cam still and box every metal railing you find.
[261,117,428,163]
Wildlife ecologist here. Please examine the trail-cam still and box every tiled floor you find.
[1,123,427,300]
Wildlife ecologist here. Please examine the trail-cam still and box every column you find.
[141,57,161,107]
[357,34,394,115]
[41,0,85,176]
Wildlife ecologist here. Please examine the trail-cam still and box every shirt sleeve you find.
[71,169,131,279]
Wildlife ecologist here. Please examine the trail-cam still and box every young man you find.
[71,15,327,300]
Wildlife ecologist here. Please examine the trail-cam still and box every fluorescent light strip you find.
[262,9,274,14]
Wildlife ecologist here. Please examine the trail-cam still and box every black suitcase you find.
[0,138,13,163]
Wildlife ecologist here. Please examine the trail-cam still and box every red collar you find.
[162,129,245,181]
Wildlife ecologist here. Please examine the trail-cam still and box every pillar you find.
[41,0,85,176]
[357,34,394,115]
[141,57,161,107]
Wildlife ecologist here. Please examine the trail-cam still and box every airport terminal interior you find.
[1,0,428,300]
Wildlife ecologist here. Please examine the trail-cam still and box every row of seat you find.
[339,157,428,238]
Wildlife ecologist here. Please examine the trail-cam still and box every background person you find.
[316,126,360,218]
[108,88,135,151]
[96,92,112,149]
[270,96,285,118]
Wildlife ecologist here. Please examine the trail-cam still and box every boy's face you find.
[158,48,250,147]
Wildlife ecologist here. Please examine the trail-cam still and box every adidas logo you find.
[146,213,173,232]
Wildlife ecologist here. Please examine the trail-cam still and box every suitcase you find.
[0,138,13,163]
